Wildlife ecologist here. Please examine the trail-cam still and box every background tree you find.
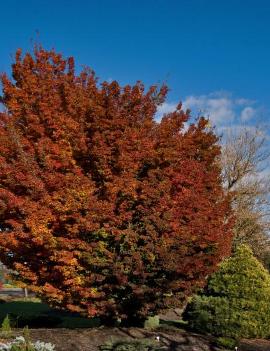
[0,47,232,323]
[221,127,270,263]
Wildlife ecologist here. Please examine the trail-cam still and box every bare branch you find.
[220,126,270,263]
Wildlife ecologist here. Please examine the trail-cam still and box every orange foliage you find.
[0,46,233,323]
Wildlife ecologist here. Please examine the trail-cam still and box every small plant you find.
[216,337,237,350]
[2,315,11,332]
[22,326,32,350]
[1,315,12,338]
[144,316,159,329]
[100,338,163,351]
[0,336,55,351]
[31,340,55,351]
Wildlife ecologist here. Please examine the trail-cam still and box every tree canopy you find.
[0,47,233,323]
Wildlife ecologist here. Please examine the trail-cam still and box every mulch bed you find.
[239,339,270,351]
[2,326,270,350]
[9,327,221,351]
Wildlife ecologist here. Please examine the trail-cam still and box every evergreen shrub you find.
[184,245,270,339]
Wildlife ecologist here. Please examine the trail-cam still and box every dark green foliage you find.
[215,337,237,350]
[100,339,162,351]
[15,314,62,328]
[0,301,100,328]
[184,245,270,339]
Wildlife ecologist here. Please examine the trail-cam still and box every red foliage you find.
[0,47,233,322]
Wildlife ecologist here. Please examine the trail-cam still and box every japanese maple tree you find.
[0,47,233,323]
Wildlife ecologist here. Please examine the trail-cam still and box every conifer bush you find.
[184,245,270,339]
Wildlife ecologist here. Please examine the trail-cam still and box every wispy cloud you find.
[235,98,256,106]
[240,107,256,121]
[156,91,262,127]
[183,94,236,124]
[182,92,260,126]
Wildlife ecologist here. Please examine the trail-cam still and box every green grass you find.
[0,301,50,317]
[0,299,189,330]
[159,318,188,327]
[0,300,100,329]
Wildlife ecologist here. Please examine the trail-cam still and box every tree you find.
[0,47,233,323]
[221,127,270,262]
[183,245,270,339]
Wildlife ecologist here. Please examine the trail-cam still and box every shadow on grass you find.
[0,301,100,329]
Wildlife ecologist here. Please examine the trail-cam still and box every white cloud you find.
[156,95,236,125]
[155,91,262,127]
[182,92,259,126]
[235,98,255,106]
[240,107,256,121]
[182,93,236,125]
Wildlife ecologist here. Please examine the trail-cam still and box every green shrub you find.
[1,315,11,333]
[215,337,237,350]
[144,316,159,329]
[0,314,12,338]
[100,339,162,351]
[184,244,270,339]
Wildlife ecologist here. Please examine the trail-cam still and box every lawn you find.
[0,299,100,329]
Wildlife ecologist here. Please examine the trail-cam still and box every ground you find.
[1,326,268,351]
[8,327,222,351]
[0,294,267,350]
[0,296,224,350]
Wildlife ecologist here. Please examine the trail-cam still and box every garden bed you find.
[0,298,267,350]
[239,339,270,351]
[7,327,223,351]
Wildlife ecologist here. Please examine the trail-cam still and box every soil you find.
[2,326,269,350]
[239,338,270,351]
[9,327,223,351]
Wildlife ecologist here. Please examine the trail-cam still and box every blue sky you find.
[1,0,270,128]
